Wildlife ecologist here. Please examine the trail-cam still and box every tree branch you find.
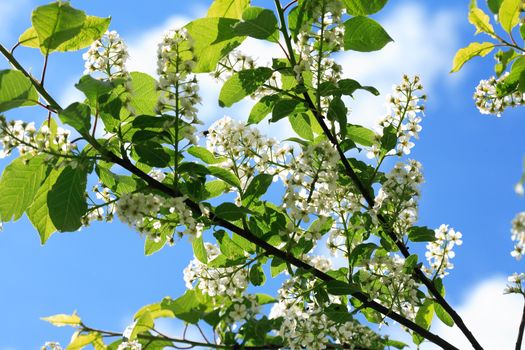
[516,296,525,350]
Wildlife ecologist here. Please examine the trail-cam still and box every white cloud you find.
[387,276,524,350]
[337,3,461,129]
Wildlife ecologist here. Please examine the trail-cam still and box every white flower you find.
[117,340,142,350]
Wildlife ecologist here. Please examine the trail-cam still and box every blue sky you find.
[0,0,523,349]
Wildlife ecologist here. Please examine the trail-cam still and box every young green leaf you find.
[234,7,279,42]
[343,16,393,52]
[185,17,245,72]
[41,312,81,327]
[343,0,388,15]
[434,302,454,327]
[215,202,253,221]
[326,280,360,295]
[47,166,88,232]
[488,0,504,13]
[0,155,49,222]
[271,99,308,122]
[468,7,495,35]
[289,113,314,140]
[192,235,208,263]
[128,72,160,116]
[208,166,241,188]
[248,94,279,124]
[0,70,39,112]
[59,102,91,134]
[31,2,87,55]
[207,0,249,19]
[346,124,376,147]
[499,0,521,33]
[188,146,227,164]
[67,333,101,350]
[249,263,266,286]
[408,226,437,242]
[219,67,273,107]
[450,42,494,73]
[413,299,434,345]
[242,173,274,206]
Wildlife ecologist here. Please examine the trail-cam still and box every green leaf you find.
[128,72,160,116]
[408,226,436,242]
[339,78,380,96]
[214,230,245,258]
[27,168,60,243]
[289,113,314,140]
[343,0,388,15]
[326,280,360,295]
[0,155,49,222]
[343,16,393,52]
[48,166,88,232]
[0,70,39,112]
[215,202,252,221]
[468,7,495,35]
[234,7,279,42]
[21,16,110,52]
[272,99,307,122]
[59,102,91,134]
[75,75,119,105]
[41,312,81,327]
[161,290,205,323]
[67,333,100,350]
[188,146,227,164]
[207,0,249,19]
[134,142,170,168]
[384,339,408,349]
[403,254,419,273]
[185,18,245,73]
[128,311,154,340]
[270,257,287,277]
[205,180,229,199]
[208,166,241,188]
[434,302,454,327]
[413,299,434,345]
[249,263,266,286]
[31,2,86,55]
[450,42,494,72]
[346,124,376,146]
[380,125,397,153]
[499,0,521,33]
[488,0,504,13]
[243,174,273,206]
[192,235,208,263]
[219,67,273,107]
[248,94,279,124]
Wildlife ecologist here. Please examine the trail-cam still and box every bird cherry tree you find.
[0,0,513,349]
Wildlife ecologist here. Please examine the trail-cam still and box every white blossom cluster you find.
[82,185,116,226]
[362,254,421,320]
[474,73,525,116]
[424,224,462,278]
[116,340,142,350]
[293,0,345,84]
[41,342,62,350]
[0,118,76,159]
[206,116,292,189]
[183,243,249,298]
[224,294,260,325]
[83,30,129,79]
[504,272,525,294]
[116,193,200,241]
[368,75,426,159]
[270,256,384,350]
[156,28,202,126]
[511,212,525,259]
[374,160,424,234]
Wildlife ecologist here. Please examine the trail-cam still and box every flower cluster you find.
[82,185,116,226]
[156,28,202,125]
[374,160,424,234]
[183,242,249,298]
[361,254,421,320]
[41,342,62,350]
[116,193,199,241]
[83,30,129,79]
[511,212,525,260]
[224,294,260,324]
[116,340,142,350]
[368,75,426,159]
[474,73,525,117]
[206,116,292,189]
[0,118,76,159]
[293,0,345,84]
[424,224,462,278]
[504,272,525,294]
[213,51,256,82]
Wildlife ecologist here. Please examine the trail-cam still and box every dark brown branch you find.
[516,296,525,350]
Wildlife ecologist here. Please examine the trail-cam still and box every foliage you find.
[0,0,520,350]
